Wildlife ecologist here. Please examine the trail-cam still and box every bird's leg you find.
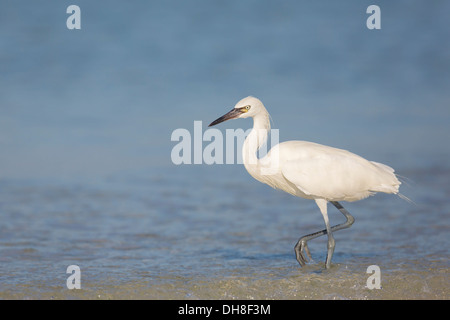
[294,200,355,268]
[330,201,355,230]
[318,199,335,269]
[294,227,322,266]
[295,199,332,267]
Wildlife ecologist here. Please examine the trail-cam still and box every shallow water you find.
[0,165,448,299]
[0,1,449,299]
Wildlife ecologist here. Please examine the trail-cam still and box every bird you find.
[208,96,404,269]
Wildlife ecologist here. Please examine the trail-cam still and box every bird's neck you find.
[242,112,270,169]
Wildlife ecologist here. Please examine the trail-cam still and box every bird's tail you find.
[396,174,415,205]
[397,192,414,204]
[371,162,414,204]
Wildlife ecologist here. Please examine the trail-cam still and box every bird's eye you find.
[245,105,251,110]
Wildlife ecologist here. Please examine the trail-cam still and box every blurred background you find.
[0,0,448,299]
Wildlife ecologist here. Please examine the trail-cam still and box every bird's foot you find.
[294,239,312,267]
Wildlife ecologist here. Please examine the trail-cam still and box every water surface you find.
[0,1,449,299]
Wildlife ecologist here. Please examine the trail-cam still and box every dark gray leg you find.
[294,200,355,268]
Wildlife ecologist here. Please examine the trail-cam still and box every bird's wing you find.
[279,142,392,201]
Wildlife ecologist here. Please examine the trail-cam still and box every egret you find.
[209,96,404,269]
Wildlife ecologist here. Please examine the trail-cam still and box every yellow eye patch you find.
[240,105,251,112]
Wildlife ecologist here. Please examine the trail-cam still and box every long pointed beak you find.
[208,108,242,127]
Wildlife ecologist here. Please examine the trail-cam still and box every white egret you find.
[209,96,404,269]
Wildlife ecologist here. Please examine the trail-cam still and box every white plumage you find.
[276,141,400,201]
[209,96,403,269]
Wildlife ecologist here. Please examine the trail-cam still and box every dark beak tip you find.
[208,108,240,128]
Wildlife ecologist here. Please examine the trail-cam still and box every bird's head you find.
[209,96,265,127]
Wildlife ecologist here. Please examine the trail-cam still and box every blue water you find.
[0,1,449,299]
